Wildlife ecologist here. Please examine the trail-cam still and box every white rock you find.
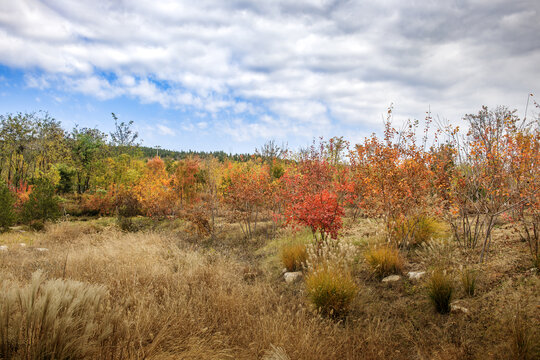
[381,274,401,283]
[407,271,426,280]
[19,243,27,247]
[0,245,8,251]
[35,247,49,252]
[451,303,470,314]
[284,271,303,284]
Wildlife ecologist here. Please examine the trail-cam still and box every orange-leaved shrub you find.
[134,157,176,218]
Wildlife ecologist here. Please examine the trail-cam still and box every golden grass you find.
[0,271,119,359]
[461,267,478,297]
[365,245,404,278]
[280,243,307,271]
[0,219,538,359]
[392,214,446,247]
[305,266,357,317]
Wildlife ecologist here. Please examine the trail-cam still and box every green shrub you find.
[305,267,357,317]
[115,190,141,217]
[29,220,46,232]
[461,268,477,297]
[427,269,454,314]
[0,180,16,232]
[281,243,307,271]
[22,178,61,223]
[117,216,154,232]
[365,245,404,278]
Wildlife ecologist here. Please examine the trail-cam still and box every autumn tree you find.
[349,112,433,247]
[438,106,534,261]
[222,161,271,239]
[173,158,202,206]
[507,114,540,267]
[280,140,350,243]
[133,157,176,218]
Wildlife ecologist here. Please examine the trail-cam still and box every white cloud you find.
[0,0,539,144]
[157,124,176,136]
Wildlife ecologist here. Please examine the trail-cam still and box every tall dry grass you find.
[0,271,121,359]
[0,220,538,359]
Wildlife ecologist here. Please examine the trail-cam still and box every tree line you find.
[0,105,538,266]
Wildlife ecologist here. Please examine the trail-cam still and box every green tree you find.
[22,178,61,222]
[0,180,16,232]
[110,113,139,155]
[56,163,77,193]
[70,127,107,194]
[0,112,68,185]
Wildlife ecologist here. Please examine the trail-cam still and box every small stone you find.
[381,274,401,283]
[0,245,8,251]
[35,247,49,252]
[19,243,27,247]
[407,271,426,280]
[284,271,303,284]
[451,303,470,314]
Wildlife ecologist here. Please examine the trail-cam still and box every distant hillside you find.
[138,146,251,162]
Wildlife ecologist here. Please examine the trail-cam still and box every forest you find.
[0,104,539,359]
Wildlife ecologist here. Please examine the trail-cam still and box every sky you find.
[0,0,539,153]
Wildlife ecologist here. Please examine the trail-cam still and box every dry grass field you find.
[0,217,538,360]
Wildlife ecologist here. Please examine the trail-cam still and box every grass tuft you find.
[0,271,120,359]
[365,245,404,278]
[392,214,445,247]
[426,269,454,314]
[460,267,478,297]
[281,243,307,271]
[305,266,357,317]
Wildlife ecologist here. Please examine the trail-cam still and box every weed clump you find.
[305,266,357,317]
[365,245,404,278]
[29,219,46,232]
[427,269,454,314]
[509,309,540,360]
[460,267,478,297]
[117,216,154,232]
[281,243,307,272]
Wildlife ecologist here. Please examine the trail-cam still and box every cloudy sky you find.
[0,0,538,153]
